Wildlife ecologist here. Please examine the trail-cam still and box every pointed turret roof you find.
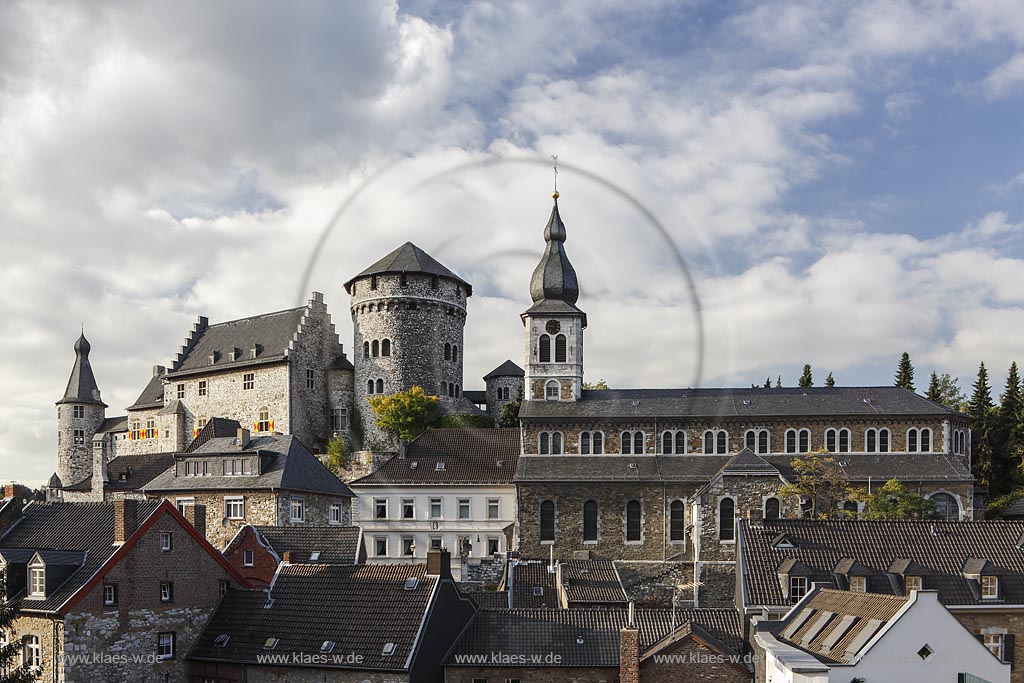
[56,333,106,406]
[483,360,525,380]
[524,198,586,324]
[344,242,472,295]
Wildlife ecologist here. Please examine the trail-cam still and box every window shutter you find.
[154,428,159,438]
[269,420,275,431]
[1004,634,1015,666]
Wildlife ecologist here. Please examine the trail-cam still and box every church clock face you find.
[545,320,561,335]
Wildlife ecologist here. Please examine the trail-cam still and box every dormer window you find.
[982,575,999,599]
[789,576,808,603]
[850,576,867,592]
[905,576,923,594]
[29,566,45,598]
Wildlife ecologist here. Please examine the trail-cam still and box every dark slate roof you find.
[343,242,472,295]
[252,526,362,565]
[528,200,582,311]
[466,590,511,610]
[61,452,177,493]
[144,434,353,497]
[1001,498,1024,518]
[186,417,242,452]
[519,386,964,420]
[445,608,743,666]
[561,560,627,605]
[510,560,559,608]
[97,415,128,433]
[462,390,487,404]
[740,519,1024,608]
[763,454,974,483]
[328,353,354,370]
[167,307,306,377]
[484,360,525,380]
[190,563,437,670]
[57,334,106,406]
[127,373,165,410]
[719,448,780,476]
[351,429,519,486]
[0,500,160,613]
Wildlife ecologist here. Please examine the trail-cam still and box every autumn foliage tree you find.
[779,450,856,519]
[367,386,440,442]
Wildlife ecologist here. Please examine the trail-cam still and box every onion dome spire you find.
[529,195,579,305]
[57,332,106,406]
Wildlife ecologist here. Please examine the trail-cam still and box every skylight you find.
[320,641,334,653]
[435,462,446,471]
[310,551,321,561]
[263,638,279,650]
[382,642,397,656]
[404,577,419,591]
[214,634,230,648]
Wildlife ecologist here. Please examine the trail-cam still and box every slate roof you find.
[740,519,1024,608]
[510,560,559,608]
[127,373,165,410]
[343,242,472,295]
[483,360,525,380]
[462,390,487,405]
[252,526,362,565]
[466,590,511,609]
[527,200,583,315]
[57,334,106,406]
[190,563,438,670]
[167,307,306,377]
[1001,498,1024,518]
[351,428,519,486]
[772,588,909,665]
[445,608,743,666]
[61,452,177,493]
[0,500,160,613]
[560,560,627,605]
[144,434,354,497]
[328,353,354,370]
[97,415,128,433]
[519,386,964,420]
[186,417,242,452]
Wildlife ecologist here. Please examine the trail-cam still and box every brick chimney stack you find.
[619,622,640,683]
[113,499,139,544]
[426,549,452,579]
[182,503,206,536]
[747,507,764,527]
[282,550,295,563]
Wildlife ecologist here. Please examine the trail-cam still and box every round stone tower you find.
[55,333,107,489]
[344,242,472,448]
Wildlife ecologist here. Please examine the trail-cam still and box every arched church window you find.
[554,334,567,363]
[539,335,551,363]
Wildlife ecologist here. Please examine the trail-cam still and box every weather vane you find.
[551,154,559,198]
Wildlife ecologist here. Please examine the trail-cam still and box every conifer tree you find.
[926,371,941,403]
[894,352,915,392]
[992,362,1024,493]
[764,377,771,389]
[798,364,813,388]
[825,372,835,387]
[775,375,782,389]
[968,362,996,487]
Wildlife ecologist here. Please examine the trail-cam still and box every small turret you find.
[55,333,107,492]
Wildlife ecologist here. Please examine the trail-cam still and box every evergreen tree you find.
[926,371,941,403]
[775,375,782,389]
[764,377,771,389]
[894,352,915,392]
[0,568,36,682]
[968,362,997,488]
[798,364,813,388]
[825,372,835,387]
[992,362,1024,494]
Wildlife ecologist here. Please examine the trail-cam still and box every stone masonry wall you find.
[57,400,106,486]
[486,374,523,425]
[7,614,61,683]
[523,314,583,402]
[953,610,1024,683]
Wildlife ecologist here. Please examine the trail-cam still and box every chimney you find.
[236,428,250,449]
[426,549,452,579]
[182,503,206,536]
[282,550,295,564]
[0,494,24,537]
[3,484,28,501]
[152,365,166,378]
[748,507,764,526]
[398,439,408,458]
[113,499,139,544]
[619,624,640,683]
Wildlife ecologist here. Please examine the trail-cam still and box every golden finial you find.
[551,154,559,199]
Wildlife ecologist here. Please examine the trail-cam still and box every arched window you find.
[670,500,685,542]
[592,431,603,454]
[581,431,591,454]
[759,431,769,453]
[764,497,781,520]
[625,500,642,542]
[375,379,384,394]
[786,428,810,453]
[623,431,633,454]
[662,431,673,454]
[381,339,391,357]
[826,428,851,453]
[546,380,560,401]
[551,432,563,454]
[444,343,451,361]
[371,340,379,358]
[879,428,890,453]
[920,428,931,452]
[455,384,460,397]
[363,341,370,358]
[583,500,598,542]
[539,432,550,455]
[719,498,735,542]
[745,430,769,453]
[907,428,919,452]
[799,429,810,453]
[540,501,555,542]
[785,429,797,453]
[745,430,756,450]
[717,430,727,453]
[930,493,959,521]
[704,430,727,454]
[675,431,686,454]
[866,428,877,452]
[554,334,567,362]
[633,431,644,454]
[538,335,551,363]
[367,380,375,394]
[452,345,459,363]
[447,383,455,398]
[703,431,714,453]
[580,431,602,455]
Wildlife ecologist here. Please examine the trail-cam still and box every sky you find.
[2,0,1024,485]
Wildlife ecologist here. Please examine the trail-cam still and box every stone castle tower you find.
[54,333,107,489]
[522,194,586,402]
[344,242,472,447]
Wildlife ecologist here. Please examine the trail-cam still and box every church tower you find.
[54,333,107,489]
[522,192,586,402]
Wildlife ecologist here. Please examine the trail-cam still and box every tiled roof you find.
[445,608,743,666]
[189,563,437,670]
[62,452,177,492]
[252,526,362,565]
[740,519,1024,607]
[351,429,519,486]
[465,590,510,609]
[483,360,525,380]
[144,434,353,497]
[0,501,160,613]
[343,242,472,295]
[519,386,965,420]
[510,560,559,608]
[167,307,306,377]
[560,560,627,605]
[773,589,909,664]
[127,373,165,410]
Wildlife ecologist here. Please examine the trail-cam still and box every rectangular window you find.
[243,549,254,566]
[22,636,40,668]
[984,633,1004,660]
[430,536,443,550]
[488,537,500,555]
[219,580,229,596]
[329,503,343,525]
[225,497,245,520]
[290,498,306,523]
[430,498,442,519]
[982,575,999,599]
[330,408,349,431]
[402,537,414,556]
[73,429,85,445]
[175,498,195,514]
[73,405,85,419]
[243,373,255,390]
[849,576,866,592]
[906,576,923,594]
[487,499,500,520]
[160,582,173,603]
[177,383,185,400]
[402,499,415,520]
[29,567,45,597]
[374,537,388,557]
[198,380,208,396]
[789,576,808,603]
[160,532,173,551]
[458,499,471,520]
[374,498,388,519]
[306,368,315,389]
[157,632,175,660]
[103,583,118,606]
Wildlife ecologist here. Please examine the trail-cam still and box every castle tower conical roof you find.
[56,333,106,406]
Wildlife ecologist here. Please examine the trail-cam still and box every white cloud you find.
[984,52,1024,99]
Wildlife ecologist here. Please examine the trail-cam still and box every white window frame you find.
[176,497,195,514]
[789,576,808,603]
[160,582,173,603]
[329,502,343,525]
[401,536,415,557]
[487,498,500,520]
[849,575,867,592]
[458,499,471,520]
[984,633,1004,660]
[402,498,415,520]
[243,549,254,567]
[374,498,388,520]
[981,575,999,600]
[290,497,306,523]
[545,380,559,400]
[157,632,175,660]
[28,566,45,597]
[225,496,245,520]
[160,531,173,551]
[429,497,443,519]
[22,635,40,668]
[103,583,117,606]
[374,536,388,557]
[905,575,923,594]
